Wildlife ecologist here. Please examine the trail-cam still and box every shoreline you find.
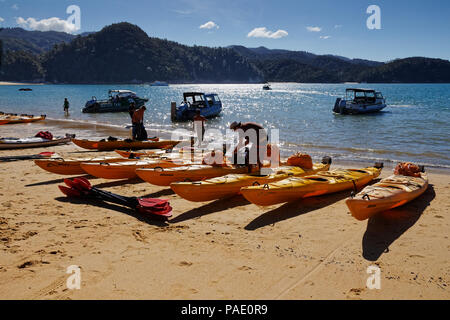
[1,117,449,173]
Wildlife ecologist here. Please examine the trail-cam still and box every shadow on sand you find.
[245,190,351,231]
[362,184,436,261]
[55,196,169,227]
[170,195,250,223]
[25,174,95,187]
[93,178,144,189]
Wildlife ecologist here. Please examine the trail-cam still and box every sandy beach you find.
[0,122,448,300]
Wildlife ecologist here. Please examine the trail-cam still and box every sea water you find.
[0,83,449,168]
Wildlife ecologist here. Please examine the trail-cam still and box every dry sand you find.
[0,122,449,300]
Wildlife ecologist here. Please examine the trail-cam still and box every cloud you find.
[319,35,331,39]
[247,27,288,39]
[334,24,342,29]
[11,4,19,10]
[0,17,4,23]
[199,21,219,29]
[306,26,321,32]
[16,17,78,33]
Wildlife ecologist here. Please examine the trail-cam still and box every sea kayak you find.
[0,134,73,150]
[170,161,332,202]
[0,114,46,125]
[72,138,181,151]
[136,164,254,186]
[241,164,383,206]
[115,149,170,158]
[80,158,199,179]
[346,172,428,221]
[35,156,134,175]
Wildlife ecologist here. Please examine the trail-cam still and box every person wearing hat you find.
[229,121,267,169]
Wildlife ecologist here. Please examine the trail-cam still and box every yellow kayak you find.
[170,161,332,202]
[346,172,428,221]
[241,164,383,206]
[81,158,199,179]
[34,156,132,175]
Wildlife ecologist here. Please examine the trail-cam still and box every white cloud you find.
[16,17,78,33]
[11,4,19,10]
[247,27,288,39]
[319,35,331,39]
[199,21,219,30]
[306,26,321,32]
[0,17,4,23]
[334,24,342,29]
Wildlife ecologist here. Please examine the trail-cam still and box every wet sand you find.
[0,121,449,299]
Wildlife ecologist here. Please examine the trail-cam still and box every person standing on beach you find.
[230,121,267,169]
[193,109,206,145]
[131,105,148,141]
[128,102,137,139]
[63,98,70,116]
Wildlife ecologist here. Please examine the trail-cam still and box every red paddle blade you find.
[137,198,172,217]
[58,185,82,197]
[73,177,91,190]
[39,152,55,157]
[64,178,76,188]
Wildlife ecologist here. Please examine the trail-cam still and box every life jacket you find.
[286,152,313,169]
[35,131,53,140]
[202,150,228,167]
[394,162,421,177]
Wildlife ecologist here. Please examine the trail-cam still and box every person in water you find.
[132,105,147,141]
[230,121,268,169]
[193,109,206,145]
[63,98,70,116]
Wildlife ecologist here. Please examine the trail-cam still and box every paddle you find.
[59,177,172,218]
[0,152,55,162]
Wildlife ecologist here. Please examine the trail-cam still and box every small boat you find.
[19,88,33,91]
[333,88,386,114]
[171,92,222,122]
[0,114,46,125]
[170,159,332,202]
[0,133,74,150]
[82,90,148,113]
[241,163,383,206]
[346,166,428,221]
[150,81,169,86]
[71,138,180,151]
[262,84,272,90]
[34,156,134,175]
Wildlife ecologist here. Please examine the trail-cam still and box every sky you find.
[0,0,449,62]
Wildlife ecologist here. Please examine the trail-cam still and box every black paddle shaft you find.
[89,187,139,208]
[0,154,49,162]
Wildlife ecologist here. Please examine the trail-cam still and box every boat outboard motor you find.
[333,98,341,113]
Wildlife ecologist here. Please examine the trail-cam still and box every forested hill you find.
[42,23,263,83]
[0,27,75,54]
[0,22,449,83]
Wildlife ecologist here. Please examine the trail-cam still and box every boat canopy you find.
[346,88,376,93]
[108,90,137,98]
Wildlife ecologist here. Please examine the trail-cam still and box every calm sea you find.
[1,83,449,168]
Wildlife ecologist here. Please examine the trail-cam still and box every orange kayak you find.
[0,114,46,125]
[80,158,199,179]
[241,165,383,206]
[72,138,181,151]
[35,156,132,175]
[346,172,428,220]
